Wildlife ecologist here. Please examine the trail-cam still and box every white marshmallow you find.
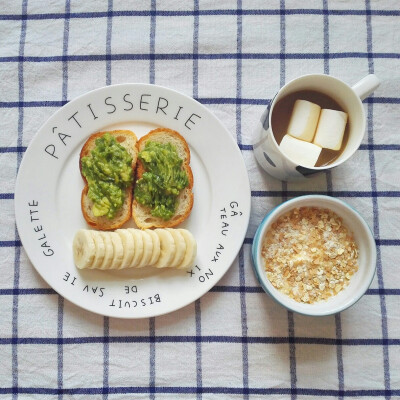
[280,134,322,168]
[287,99,321,142]
[313,109,348,151]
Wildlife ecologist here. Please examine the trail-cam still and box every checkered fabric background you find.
[1,0,399,399]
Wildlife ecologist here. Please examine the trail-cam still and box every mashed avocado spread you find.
[81,133,133,219]
[135,141,189,220]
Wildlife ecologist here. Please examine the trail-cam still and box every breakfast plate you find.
[15,83,251,318]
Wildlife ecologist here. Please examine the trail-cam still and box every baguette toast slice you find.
[80,130,138,230]
[132,128,194,229]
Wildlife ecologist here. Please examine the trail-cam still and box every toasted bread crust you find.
[80,130,138,230]
[81,186,133,230]
[132,128,194,229]
[135,128,192,182]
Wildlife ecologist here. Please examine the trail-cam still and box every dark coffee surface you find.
[271,90,349,167]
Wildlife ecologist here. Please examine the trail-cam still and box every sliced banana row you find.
[73,228,196,270]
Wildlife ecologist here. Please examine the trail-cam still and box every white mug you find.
[253,74,380,181]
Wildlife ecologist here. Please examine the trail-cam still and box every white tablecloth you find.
[1,1,399,398]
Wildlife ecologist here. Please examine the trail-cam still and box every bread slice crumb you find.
[132,128,194,229]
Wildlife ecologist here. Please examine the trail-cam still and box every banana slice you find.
[73,228,196,270]
[73,229,96,269]
[166,228,186,268]
[109,232,124,269]
[153,228,175,268]
[136,230,154,268]
[146,229,161,266]
[176,229,197,269]
[128,228,144,268]
[91,231,106,269]
[116,229,135,269]
[99,231,114,270]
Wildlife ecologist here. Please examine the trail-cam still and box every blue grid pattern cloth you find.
[1,1,400,398]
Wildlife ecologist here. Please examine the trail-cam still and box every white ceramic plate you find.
[15,83,251,318]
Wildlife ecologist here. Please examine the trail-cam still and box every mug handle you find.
[352,74,380,101]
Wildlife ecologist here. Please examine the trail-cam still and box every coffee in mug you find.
[271,90,350,168]
[253,74,380,181]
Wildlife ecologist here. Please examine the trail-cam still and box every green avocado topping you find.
[81,133,133,219]
[135,141,189,220]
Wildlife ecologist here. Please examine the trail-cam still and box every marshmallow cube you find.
[313,109,348,151]
[287,99,321,142]
[279,134,322,168]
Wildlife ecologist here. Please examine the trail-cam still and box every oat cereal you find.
[261,206,359,304]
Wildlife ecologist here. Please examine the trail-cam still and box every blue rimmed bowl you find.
[251,195,377,316]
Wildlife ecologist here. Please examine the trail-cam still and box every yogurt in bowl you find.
[251,195,376,316]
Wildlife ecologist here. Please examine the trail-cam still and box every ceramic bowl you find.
[251,195,376,316]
